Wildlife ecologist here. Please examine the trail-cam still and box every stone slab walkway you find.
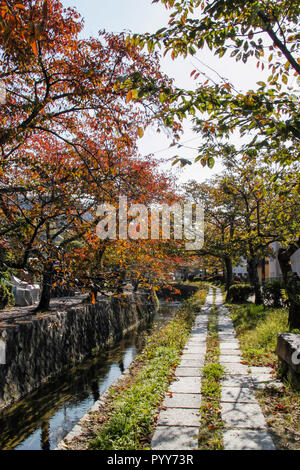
[151,288,213,450]
[217,288,279,450]
[151,286,281,451]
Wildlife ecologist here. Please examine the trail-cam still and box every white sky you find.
[61,0,271,185]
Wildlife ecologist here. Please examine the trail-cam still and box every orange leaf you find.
[31,40,38,56]
[126,90,132,103]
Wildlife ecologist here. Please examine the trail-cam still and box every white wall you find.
[269,242,300,278]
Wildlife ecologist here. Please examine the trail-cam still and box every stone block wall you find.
[0,292,156,410]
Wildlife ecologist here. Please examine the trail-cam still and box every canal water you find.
[0,301,181,450]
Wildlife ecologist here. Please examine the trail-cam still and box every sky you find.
[61,0,270,185]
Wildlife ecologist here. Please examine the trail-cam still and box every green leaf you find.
[207,157,215,169]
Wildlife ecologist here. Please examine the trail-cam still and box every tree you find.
[132,0,299,162]
[132,0,299,325]
[0,0,179,173]
[184,179,239,295]
[0,1,183,310]
[0,118,181,310]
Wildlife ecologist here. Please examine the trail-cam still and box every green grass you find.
[198,300,225,450]
[227,303,289,366]
[88,287,208,450]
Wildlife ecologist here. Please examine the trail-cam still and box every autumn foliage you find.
[0,0,183,310]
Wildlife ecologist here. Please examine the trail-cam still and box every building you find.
[267,242,300,280]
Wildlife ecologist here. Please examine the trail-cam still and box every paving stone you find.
[180,353,205,361]
[251,366,275,375]
[175,368,201,377]
[223,363,249,375]
[255,380,284,390]
[188,333,207,339]
[219,339,238,345]
[191,324,207,331]
[221,402,267,429]
[251,374,276,384]
[218,318,233,323]
[195,315,209,322]
[157,407,200,427]
[219,332,236,337]
[191,328,207,335]
[218,310,231,315]
[180,359,204,367]
[183,347,207,354]
[220,349,241,356]
[218,309,230,314]
[218,327,235,333]
[219,332,236,338]
[162,393,201,409]
[218,311,231,317]
[186,337,206,343]
[223,430,275,450]
[221,387,258,403]
[220,342,240,350]
[169,376,201,394]
[219,333,236,338]
[184,345,206,351]
[220,355,243,364]
[151,426,199,450]
[222,375,254,388]
[184,341,206,347]
[185,343,206,349]
[218,324,235,330]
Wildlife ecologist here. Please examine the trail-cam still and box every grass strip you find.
[88,288,208,450]
[198,288,225,450]
[227,302,289,367]
[227,301,300,450]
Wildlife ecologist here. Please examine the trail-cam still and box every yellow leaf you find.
[137,127,144,138]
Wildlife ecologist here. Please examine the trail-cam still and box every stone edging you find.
[55,368,132,450]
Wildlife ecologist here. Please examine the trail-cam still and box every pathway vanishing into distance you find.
[217,292,279,450]
[151,288,212,450]
[151,287,280,451]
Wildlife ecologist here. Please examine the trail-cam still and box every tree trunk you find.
[36,263,54,311]
[224,255,233,301]
[247,256,263,305]
[87,287,98,304]
[278,242,300,330]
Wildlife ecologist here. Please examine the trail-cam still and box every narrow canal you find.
[0,301,181,450]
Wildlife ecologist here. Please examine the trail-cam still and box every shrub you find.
[227,283,254,303]
[263,279,286,308]
[0,280,14,309]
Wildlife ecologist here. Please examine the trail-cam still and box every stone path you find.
[217,289,279,450]
[0,295,87,325]
[151,288,213,450]
[151,287,280,451]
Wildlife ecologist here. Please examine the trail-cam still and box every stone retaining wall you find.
[0,292,157,410]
